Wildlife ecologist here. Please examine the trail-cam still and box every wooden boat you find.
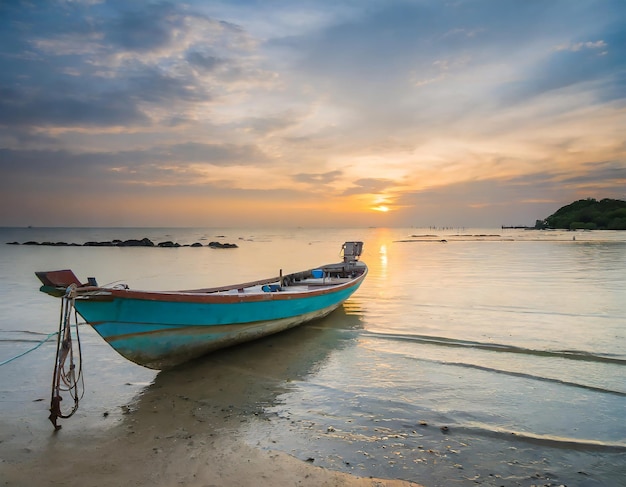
[36,241,367,370]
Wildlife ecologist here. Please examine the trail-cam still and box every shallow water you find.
[1,227,624,486]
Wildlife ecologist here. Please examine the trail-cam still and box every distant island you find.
[535,198,626,230]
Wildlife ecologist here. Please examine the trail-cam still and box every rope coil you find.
[49,284,84,430]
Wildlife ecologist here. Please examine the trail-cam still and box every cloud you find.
[0,85,150,128]
[293,170,343,185]
[554,40,608,53]
[1,141,268,170]
[186,52,224,72]
[390,159,626,227]
[104,3,183,52]
[558,160,626,189]
[342,178,396,196]
[0,1,260,135]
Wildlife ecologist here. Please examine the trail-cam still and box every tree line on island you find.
[534,198,626,230]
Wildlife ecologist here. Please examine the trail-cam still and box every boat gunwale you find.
[75,265,368,304]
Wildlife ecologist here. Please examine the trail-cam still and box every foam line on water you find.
[363,331,626,365]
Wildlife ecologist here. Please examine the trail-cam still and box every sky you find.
[0,0,625,228]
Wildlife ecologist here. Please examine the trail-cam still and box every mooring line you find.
[0,331,59,366]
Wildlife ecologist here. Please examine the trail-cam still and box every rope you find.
[0,332,59,366]
[49,285,85,430]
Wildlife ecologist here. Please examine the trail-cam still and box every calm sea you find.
[0,227,624,486]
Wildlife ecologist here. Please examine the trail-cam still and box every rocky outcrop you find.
[6,238,238,248]
[208,241,238,249]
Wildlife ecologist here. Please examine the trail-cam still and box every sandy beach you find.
[1,417,421,487]
[0,331,423,487]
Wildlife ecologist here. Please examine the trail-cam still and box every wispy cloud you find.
[554,40,608,53]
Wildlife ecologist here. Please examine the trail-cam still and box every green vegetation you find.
[536,198,626,230]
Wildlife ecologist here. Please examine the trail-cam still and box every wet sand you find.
[1,415,421,487]
[0,326,423,487]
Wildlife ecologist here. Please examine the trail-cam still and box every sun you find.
[372,205,389,212]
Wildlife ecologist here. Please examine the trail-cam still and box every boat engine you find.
[342,241,363,264]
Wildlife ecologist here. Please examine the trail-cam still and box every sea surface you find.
[0,227,624,486]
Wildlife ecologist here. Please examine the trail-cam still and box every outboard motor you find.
[342,241,363,265]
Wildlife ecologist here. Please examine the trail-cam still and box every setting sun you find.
[373,205,389,212]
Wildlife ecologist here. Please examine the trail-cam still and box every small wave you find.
[408,301,617,320]
[454,423,626,452]
[442,361,626,397]
[363,331,626,365]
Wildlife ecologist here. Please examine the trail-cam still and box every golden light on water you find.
[379,244,388,269]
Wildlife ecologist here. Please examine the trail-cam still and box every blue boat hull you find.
[74,271,366,369]
[36,242,367,369]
